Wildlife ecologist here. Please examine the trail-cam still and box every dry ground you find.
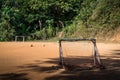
[0,42,120,80]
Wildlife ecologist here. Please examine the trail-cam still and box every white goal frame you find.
[15,36,25,42]
[58,38,104,70]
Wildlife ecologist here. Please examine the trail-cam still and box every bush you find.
[32,26,57,40]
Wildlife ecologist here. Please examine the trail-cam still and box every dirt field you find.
[0,42,120,80]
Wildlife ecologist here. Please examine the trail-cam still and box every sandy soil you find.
[0,42,120,80]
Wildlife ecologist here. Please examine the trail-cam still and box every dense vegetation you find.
[0,0,120,41]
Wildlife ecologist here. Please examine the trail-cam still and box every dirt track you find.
[0,42,120,80]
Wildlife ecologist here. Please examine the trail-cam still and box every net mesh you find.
[61,41,94,67]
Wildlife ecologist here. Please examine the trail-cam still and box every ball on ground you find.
[30,44,33,47]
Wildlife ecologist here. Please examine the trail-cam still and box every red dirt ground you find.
[0,42,120,80]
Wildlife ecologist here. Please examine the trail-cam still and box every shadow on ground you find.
[0,73,29,80]
[45,70,120,80]
[16,51,120,80]
[18,63,57,73]
[1,50,119,80]
[44,57,120,80]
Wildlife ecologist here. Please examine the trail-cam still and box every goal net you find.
[58,38,102,70]
[15,36,25,42]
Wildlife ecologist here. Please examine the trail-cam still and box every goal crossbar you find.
[59,38,96,42]
[58,38,104,70]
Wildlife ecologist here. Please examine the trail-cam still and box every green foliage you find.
[0,0,120,41]
[32,26,57,40]
[63,21,76,37]
[62,21,97,38]
[0,18,15,41]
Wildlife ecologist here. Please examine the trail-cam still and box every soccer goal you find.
[58,38,104,70]
[15,36,25,42]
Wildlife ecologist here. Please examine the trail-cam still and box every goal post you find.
[15,36,25,42]
[58,38,104,70]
